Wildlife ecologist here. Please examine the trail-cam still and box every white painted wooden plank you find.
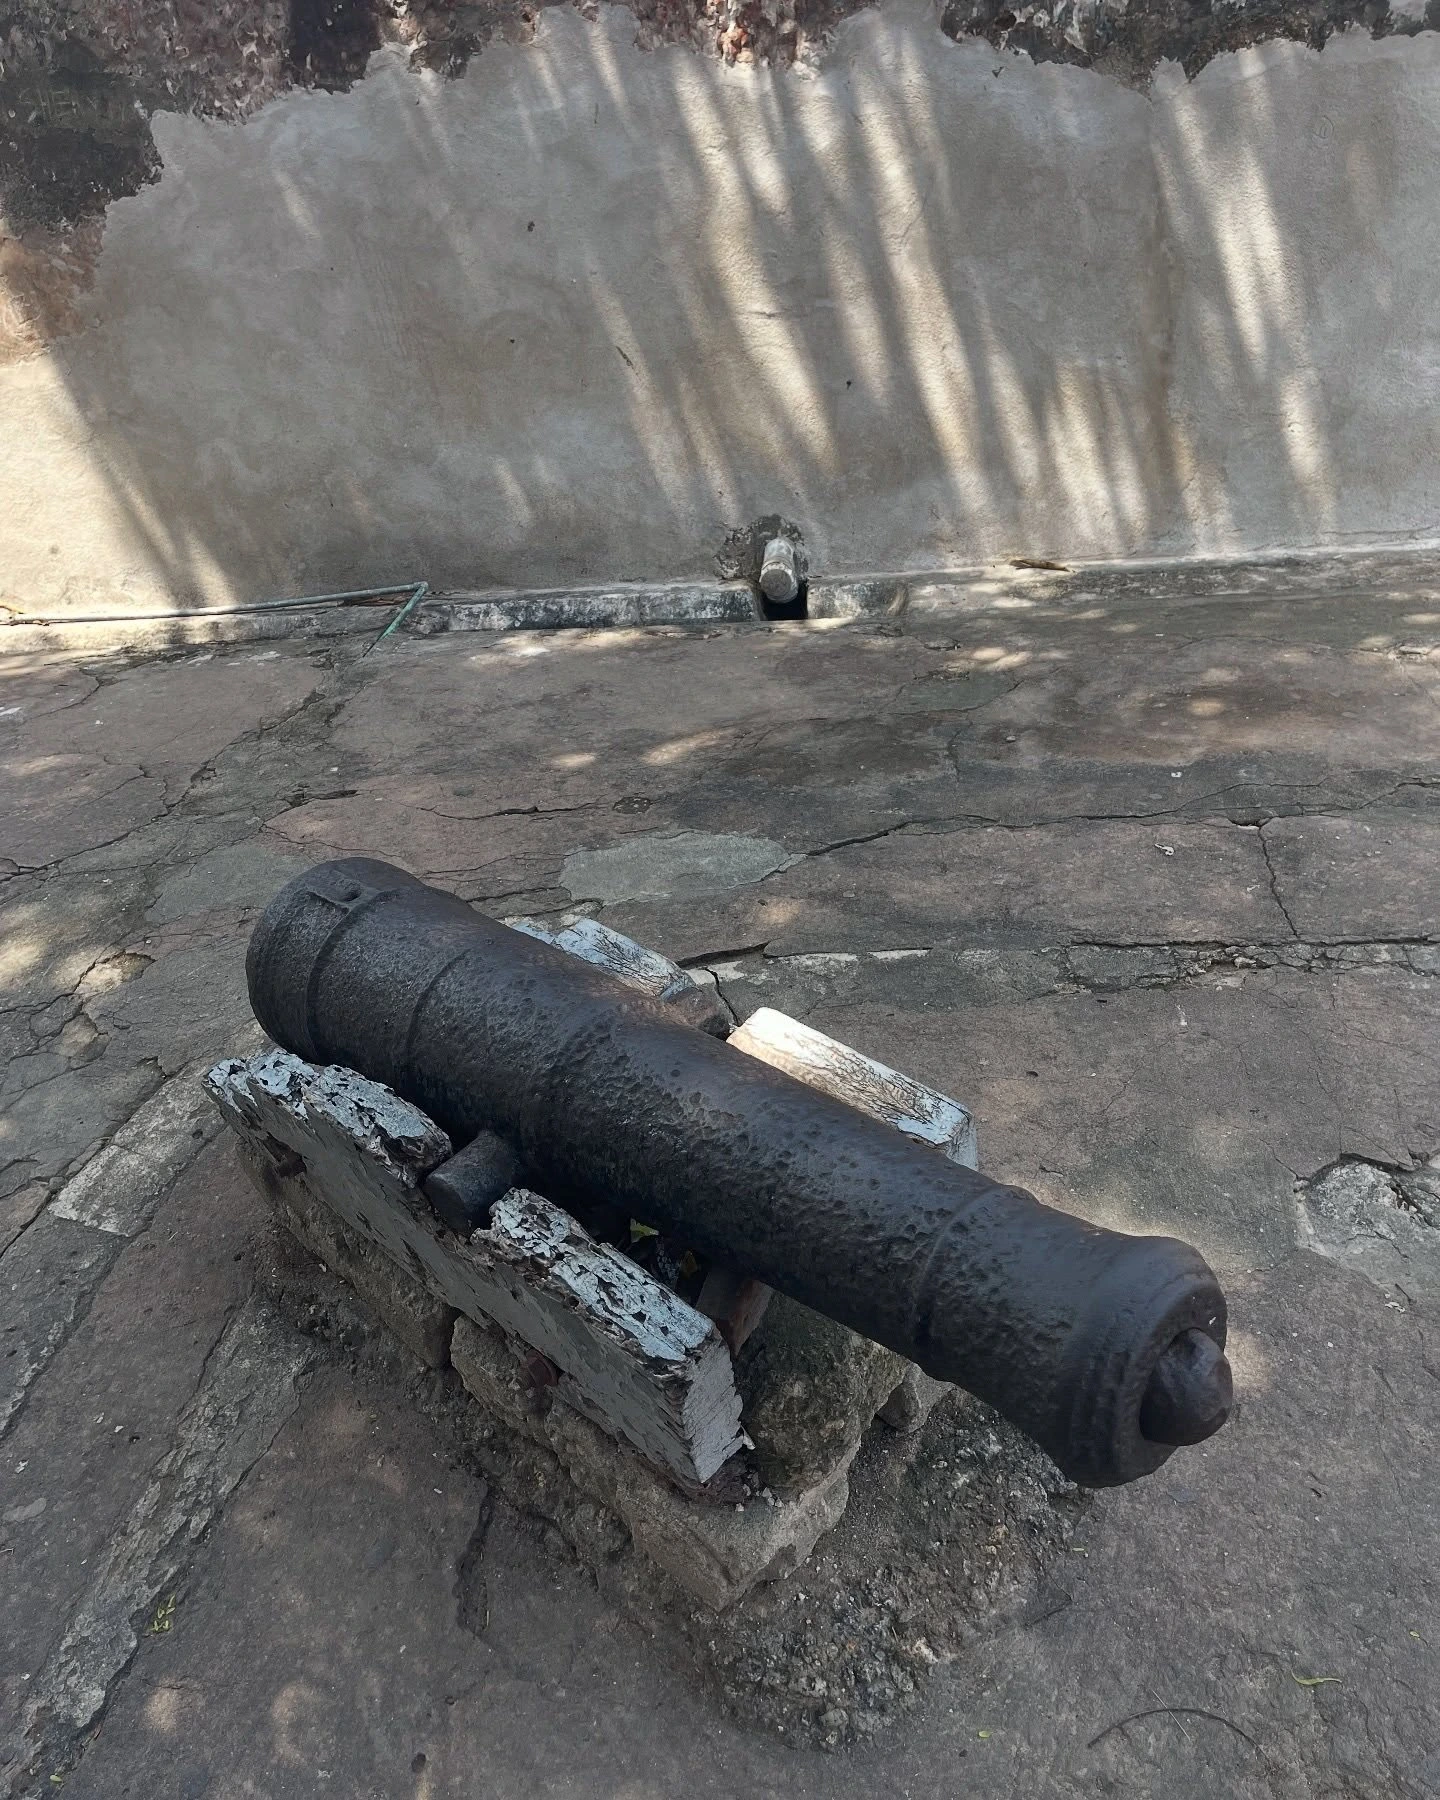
[207,1048,452,1188]
[480,1191,743,1483]
[727,1007,978,1168]
[505,913,699,1002]
[552,918,698,1001]
[207,1052,744,1483]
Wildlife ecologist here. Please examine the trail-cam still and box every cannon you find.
[245,857,1232,1487]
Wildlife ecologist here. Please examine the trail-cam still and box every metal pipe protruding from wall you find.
[758,536,801,605]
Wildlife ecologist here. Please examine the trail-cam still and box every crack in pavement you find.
[677,942,773,968]
[796,821,932,859]
[937,760,1437,830]
[408,801,595,824]
[697,937,1440,1005]
[4,686,342,890]
[1258,823,1302,939]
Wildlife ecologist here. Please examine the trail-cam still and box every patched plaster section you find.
[1296,1156,1440,1298]
[562,831,797,905]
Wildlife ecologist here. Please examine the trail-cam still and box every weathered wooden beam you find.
[207,1050,745,1484]
[727,1007,978,1168]
[508,913,729,1033]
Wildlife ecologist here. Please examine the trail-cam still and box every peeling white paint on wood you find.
[507,913,703,1003]
[728,1007,978,1168]
[207,1051,744,1484]
[480,1190,744,1483]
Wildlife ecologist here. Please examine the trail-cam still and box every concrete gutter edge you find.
[5,541,1440,657]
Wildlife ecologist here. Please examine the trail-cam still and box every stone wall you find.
[2,0,1437,614]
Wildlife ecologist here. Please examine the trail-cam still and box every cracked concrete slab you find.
[603,817,1285,959]
[264,785,618,904]
[1261,811,1440,942]
[143,842,310,927]
[0,1184,46,1257]
[0,1140,267,1768]
[0,1052,164,1205]
[0,760,167,874]
[0,866,155,1013]
[50,1067,220,1238]
[0,653,323,874]
[1,568,1438,1798]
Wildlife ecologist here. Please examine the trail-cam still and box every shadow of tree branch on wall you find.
[0,0,1437,614]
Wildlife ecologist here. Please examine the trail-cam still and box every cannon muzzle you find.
[246,858,1231,1486]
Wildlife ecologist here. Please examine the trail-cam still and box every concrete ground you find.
[3,556,1439,1799]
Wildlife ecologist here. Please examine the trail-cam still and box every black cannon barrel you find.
[247,858,1232,1486]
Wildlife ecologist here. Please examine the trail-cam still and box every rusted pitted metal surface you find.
[246,858,1233,1487]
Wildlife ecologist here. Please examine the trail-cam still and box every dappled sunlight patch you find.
[461,627,717,674]
[640,727,734,766]
[141,1684,189,1736]
[5,753,89,780]
[79,950,152,995]
[1219,1323,1273,1397]
[270,1679,331,1769]
[560,828,793,906]
[0,921,60,989]
[750,894,803,930]
[967,645,1031,668]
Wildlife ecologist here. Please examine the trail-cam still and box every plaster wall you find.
[2,1,1438,614]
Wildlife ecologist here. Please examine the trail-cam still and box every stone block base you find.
[878,1366,956,1434]
[451,1317,854,1610]
[234,1138,455,1369]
